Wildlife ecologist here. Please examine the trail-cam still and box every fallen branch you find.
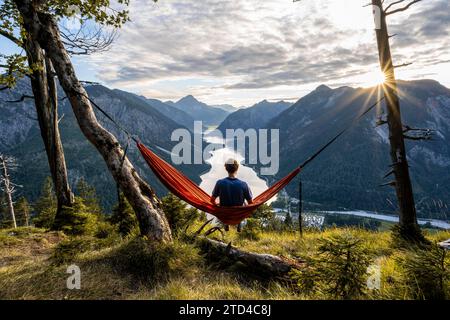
[194,218,214,236]
[203,226,225,239]
[197,237,304,279]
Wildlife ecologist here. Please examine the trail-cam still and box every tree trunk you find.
[24,207,29,227]
[46,56,75,216]
[198,238,303,280]
[372,0,422,241]
[0,157,17,229]
[22,35,74,223]
[14,0,172,242]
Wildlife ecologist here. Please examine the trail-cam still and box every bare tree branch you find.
[384,0,405,12]
[60,22,118,56]
[380,180,397,187]
[386,0,423,16]
[0,30,22,47]
[403,134,433,141]
[5,94,35,103]
[204,226,225,239]
[383,169,395,179]
[80,80,100,85]
[402,124,434,140]
[403,125,434,134]
[194,218,214,236]
[393,62,413,68]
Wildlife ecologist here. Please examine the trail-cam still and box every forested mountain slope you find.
[265,80,450,220]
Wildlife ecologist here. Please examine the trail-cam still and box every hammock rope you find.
[87,93,385,225]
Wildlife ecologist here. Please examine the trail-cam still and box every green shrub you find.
[50,233,121,266]
[75,178,103,216]
[33,177,57,229]
[252,204,275,226]
[14,197,32,227]
[391,224,429,248]
[291,232,372,299]
[238,219,261,241]
[33,207,56,229]
[161,193,201,236]
[265,217,289,232]
[95,220,118,239]
[52,197,99,236]
[323,214,381,231]
[109,193,139,237]
[110,237,203,285]
[50,238,92,266]
[284,212,294,229]
[397,244,449,300]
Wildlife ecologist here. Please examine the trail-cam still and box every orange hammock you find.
[137,142,301,225]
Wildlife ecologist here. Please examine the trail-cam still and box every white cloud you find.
[81,0,450,105]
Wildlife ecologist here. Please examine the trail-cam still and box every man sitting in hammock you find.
[210,158,253,232]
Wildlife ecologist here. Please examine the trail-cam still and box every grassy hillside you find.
[0,225,448,300]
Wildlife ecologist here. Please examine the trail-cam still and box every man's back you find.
[212,177,252,207]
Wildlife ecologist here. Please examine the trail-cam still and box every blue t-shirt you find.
[212,177,253,207]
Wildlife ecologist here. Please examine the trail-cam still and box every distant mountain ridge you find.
[218,100,292,132]
[212,104,237,113]
[167,95,230,126]
[130,93,197,131]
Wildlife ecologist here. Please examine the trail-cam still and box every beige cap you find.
[225,158,237,165]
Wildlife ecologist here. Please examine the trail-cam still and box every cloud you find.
[82,0,450,104]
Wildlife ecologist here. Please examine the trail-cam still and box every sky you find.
[2,0,450,107]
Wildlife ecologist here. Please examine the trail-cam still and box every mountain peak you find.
[178,94,199,104]
[315,84,332,92]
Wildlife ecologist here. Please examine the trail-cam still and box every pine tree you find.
[284,212,293,228]
[76,178,103,216]
[253,204,275,226]
[33,177,57,229]
[161,193,199,236]
[110,192,138,237]
[15,197,31,227]
[53,196,98,236]
[291,233,372,299]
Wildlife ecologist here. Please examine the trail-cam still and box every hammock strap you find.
[84,94,137,142]
[299,95,385,169]
[82,94,139,169]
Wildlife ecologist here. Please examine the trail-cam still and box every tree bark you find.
[22,35,74,223]
[14,0,172,242]
[0,156,17,229]
[372,0,421,240]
